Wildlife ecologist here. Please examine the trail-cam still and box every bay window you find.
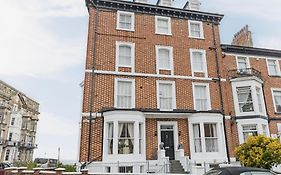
[192,122,219,153]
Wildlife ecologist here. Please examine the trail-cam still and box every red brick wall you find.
[80,7,226,161]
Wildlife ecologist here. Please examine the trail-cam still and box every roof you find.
[85,0,224,24]
[221,44,281,58]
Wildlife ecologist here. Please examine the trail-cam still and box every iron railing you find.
[228,68,262,80]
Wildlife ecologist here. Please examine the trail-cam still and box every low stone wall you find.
[4,167,87,175]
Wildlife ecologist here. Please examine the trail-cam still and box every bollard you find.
[55,168,65,175]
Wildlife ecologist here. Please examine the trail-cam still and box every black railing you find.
[228,68,262,80]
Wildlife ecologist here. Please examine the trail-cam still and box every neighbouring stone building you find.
[0,80,39,163]
[79,0,281,174]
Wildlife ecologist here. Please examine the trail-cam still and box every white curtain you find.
[119,45,131,66]
[159,49,170,69]
[193,124,202,152]
[193,52,204,72]
[127,123,134,138]
[274,91,281,112]
[159,83,172,109]
[195,85,207,110]
[117,81,132,108]
[118,123,124,138]
[205,124,218,152]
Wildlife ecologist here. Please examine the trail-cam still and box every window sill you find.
[189,36,205,40]
[116,28,135,32]
[275,112,281,115]
[155,32,172,36]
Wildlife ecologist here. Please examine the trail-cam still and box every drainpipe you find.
[87,5,100,162]
[211,23,230,163]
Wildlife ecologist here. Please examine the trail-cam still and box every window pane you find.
[159,83,173,110]
[119,45,131,66]
[268,60,278,75]
[158,49,170,69]
[237,57,247,70]
[190,23,201,37]
[118,123,134,154]
[242,125,258,142]
[273,91,281,113]
[117,81,132,108]
[256,87,263,113]
[204,124,218,152]
[192,52,204,72]
[195,85,208,111]
[119,14,132,30]
[237,86,254,112]
[139,123,143,154]
[193,124,202,152]
[108,123,114,154]
[157,18,169,34]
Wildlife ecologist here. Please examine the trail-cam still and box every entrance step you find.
[170,160,187,174]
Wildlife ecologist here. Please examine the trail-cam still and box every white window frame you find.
[114,78,135,109]
[156,80,176,111]
[188,114,227,163]
[236,55,250,70]
[155,16,172,35]
[190,49,208,77]
[266,58,281,76]
[188,20,204,39]
[237,118,269,144]
[231,80,266,117]
[156,45,174,74]
[117,11,135,31]
[102,111,146,164]
[192,82,211,111]
[271,88,281,113]
[116,41,135,72]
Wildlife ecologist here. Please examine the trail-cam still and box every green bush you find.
[235,135,281,169]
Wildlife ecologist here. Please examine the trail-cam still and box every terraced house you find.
[79,0,281,174]
[0,80,39,163]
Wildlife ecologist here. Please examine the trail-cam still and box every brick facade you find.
[79,0,281,172]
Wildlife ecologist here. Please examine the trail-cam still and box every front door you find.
[160,125,175,160]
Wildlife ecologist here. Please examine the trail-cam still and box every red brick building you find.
[79,0,281,173]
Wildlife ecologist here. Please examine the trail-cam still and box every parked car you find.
[204,167,277,175]
[0,163,10,169]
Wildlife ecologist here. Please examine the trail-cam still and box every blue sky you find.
[0,0,281,161]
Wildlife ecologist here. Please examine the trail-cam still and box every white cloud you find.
[0,0,87,77]
[34,112,80,160]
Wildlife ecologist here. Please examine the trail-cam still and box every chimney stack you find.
[184,0,201,11]
[157,0,174,7]
[231,25,253,47]
[133,0,148,3]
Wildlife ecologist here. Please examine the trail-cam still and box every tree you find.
[235,135,281,169]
